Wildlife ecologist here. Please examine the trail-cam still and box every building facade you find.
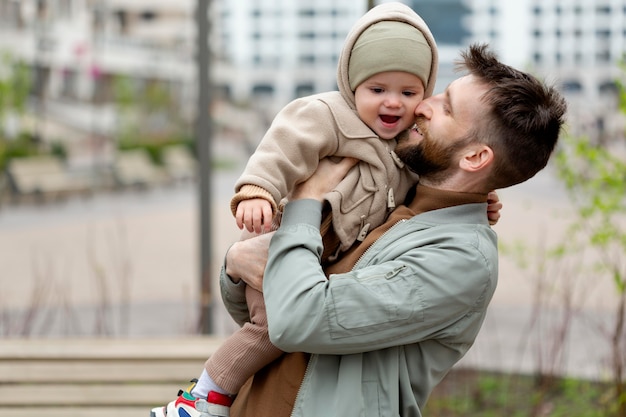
[211,0,366,115]
[465,0,626,143]
[1,0,625,150]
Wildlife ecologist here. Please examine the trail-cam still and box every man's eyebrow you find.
[444,86,455,116]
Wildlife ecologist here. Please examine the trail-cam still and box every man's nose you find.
[414,97,432,118]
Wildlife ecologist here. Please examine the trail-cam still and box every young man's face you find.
[396,74,490,177]
[354,71,425,140]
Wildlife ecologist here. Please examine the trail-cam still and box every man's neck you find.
[406,183,488,215]
[418,173,488,195]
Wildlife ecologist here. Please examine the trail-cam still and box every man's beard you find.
[395,121,458,184]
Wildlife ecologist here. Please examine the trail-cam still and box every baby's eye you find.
[370,87,384,94]
[402,91,417,97]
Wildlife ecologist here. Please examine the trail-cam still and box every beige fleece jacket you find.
[231,2,438,251]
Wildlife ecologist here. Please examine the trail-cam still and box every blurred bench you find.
[162,145,197,182]
[5,156,91,201]
[113,149,168,188]
[0,337,222,417]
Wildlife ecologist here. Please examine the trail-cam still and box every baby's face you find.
[354,71,425,140]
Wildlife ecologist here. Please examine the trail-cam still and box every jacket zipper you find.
[354,218,407,269]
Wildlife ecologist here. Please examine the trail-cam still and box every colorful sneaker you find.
[150,379,233,417]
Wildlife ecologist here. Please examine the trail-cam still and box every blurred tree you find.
[0,52,34,169]
[0,52,30,136]
[554,70,626,416]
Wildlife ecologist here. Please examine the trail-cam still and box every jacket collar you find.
[407,183,488,215]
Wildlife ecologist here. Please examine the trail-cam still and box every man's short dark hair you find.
[457,43,568,189]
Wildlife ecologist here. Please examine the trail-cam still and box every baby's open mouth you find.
[380,115,400,124]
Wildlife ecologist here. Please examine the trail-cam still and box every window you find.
[114,10,128,33]
[561,80,582,93]
[252,84,274,96]
[299,55,315,64]
[295,84,314,98]
[598,81,618,95]
[596,50,611,62]
[574,52,583,63]
[61,68,78,99]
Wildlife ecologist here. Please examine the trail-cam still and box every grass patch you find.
[425,369,618,417]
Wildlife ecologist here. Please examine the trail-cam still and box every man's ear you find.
[459,145,493,172]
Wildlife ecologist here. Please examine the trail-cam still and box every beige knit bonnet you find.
[348,20,433,91]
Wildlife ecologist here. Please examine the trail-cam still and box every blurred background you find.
[0,0,624,394]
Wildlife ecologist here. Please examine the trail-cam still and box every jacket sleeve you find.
[263,200,497,355]
[234,98,340,206]
[219,261,251,326]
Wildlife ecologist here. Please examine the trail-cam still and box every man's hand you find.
[487,191,502,226]
[225,232,274,292]
[291,157,359,201]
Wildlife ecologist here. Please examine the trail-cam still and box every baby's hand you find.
[236,198,274,234]
[487,191,502,226]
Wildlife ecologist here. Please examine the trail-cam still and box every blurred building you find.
[0,0,624,152]
[0,0,194,128]
[0,0,196,173]
[460,0,625,143]
[524,0,626,144]
[211,1,367,117]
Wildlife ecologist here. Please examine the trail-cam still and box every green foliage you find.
[550,76,626,416]
[0,51,31,119]
[112,75,191,152]
[118,136,194,166]
[49,140,68,161]
[0,132,41,170]
[554,134,626,294]
[0,51,35,170]
[425,370,617,416]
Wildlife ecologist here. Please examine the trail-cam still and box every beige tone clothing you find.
[205,286,281,394]
[231,1,437,252]
[212,2,438,396]
[232,91,418,252]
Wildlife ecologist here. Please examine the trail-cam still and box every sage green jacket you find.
[221,198,498,417]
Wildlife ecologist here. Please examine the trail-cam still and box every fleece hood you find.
[337,2,438,109]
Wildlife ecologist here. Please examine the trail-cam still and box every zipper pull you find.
[387,188,395,211]
[356,215,370,241]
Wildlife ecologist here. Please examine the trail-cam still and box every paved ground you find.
[0,147,620,381]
